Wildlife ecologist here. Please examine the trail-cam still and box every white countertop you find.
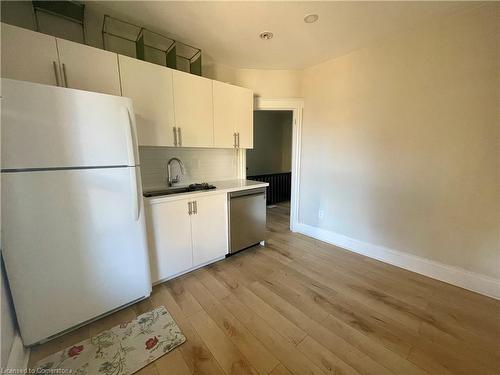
[144,179,269,204]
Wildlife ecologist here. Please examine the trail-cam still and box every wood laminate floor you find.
[29,202,500,374]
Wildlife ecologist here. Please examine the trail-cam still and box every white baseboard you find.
[295,223,500,300]
[6,332,30,370]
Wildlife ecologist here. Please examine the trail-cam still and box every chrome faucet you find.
[166,157,185,187]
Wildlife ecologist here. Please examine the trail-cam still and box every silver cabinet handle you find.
[52,61,61,86]
[188,201,192,215]
[237,132,240,148]
[193,200,197,214]
[61,63,68,87]
[173,127,178,146]
[177,127,182,146]
[233,133,237,148]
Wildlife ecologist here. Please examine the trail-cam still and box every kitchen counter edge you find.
[143,179,269,204]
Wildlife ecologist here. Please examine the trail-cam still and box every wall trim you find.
[6,333,30,371]
[295,223,500,300]
[254,98,304,232]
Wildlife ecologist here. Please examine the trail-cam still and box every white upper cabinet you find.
[56,38,121,96]
[213,81,238,148]
[190,194,228,266]
[1,23,60,86]
[119,55,175,147]
[213,80,253,149]
[172,70,214,147]
[1,22,253,150]
[235,87,254,149]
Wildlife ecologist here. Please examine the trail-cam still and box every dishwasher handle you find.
[229,187,267,199]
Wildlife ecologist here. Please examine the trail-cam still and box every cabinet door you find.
[172,70,213,147]
[191,194,228,266]
[146,199,192,283]
[213,81,237,148]
[1,23,60,86]
[235,87,254,149]
[119,55,175,146]
[56,38,121,95]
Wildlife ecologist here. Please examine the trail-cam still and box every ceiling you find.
[87,1,480,70]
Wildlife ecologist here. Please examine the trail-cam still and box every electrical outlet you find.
[318,210,324,220]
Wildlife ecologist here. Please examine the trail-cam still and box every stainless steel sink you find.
[143,183,216,198]
[143,187,191,197]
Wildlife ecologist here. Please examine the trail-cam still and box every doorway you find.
[247,110,293,226]
[244,99,303,231]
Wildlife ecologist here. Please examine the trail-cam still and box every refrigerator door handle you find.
[130,166,141,221]
[126,108,139,166]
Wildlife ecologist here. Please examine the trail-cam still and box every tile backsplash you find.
[139,147,240,190]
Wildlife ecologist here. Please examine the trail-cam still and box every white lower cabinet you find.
[191,194,228,265]
[146,198,193,283]
[146,193,228,284]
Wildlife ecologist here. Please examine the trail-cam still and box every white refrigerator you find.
[1,79,152,345]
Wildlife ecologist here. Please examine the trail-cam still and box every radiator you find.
[247,172,291,205]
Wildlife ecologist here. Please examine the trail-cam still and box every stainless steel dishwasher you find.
[228,187,267,254]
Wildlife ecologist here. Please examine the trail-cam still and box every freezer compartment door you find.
[1,167,151,345]
[1,79,139,169]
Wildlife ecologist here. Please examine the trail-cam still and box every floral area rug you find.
[34,306,186,375]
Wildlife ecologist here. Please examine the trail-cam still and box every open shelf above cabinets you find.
[102,15,202,76]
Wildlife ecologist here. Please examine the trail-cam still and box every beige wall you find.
[204,63,303,98]
[300,4,499,278]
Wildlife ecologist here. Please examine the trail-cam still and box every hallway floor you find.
[29,202,500,374]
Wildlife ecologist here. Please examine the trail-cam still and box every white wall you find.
[299,4,500,279]
[139,147,239,191]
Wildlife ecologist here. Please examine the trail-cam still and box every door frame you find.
[239,98,304,232]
